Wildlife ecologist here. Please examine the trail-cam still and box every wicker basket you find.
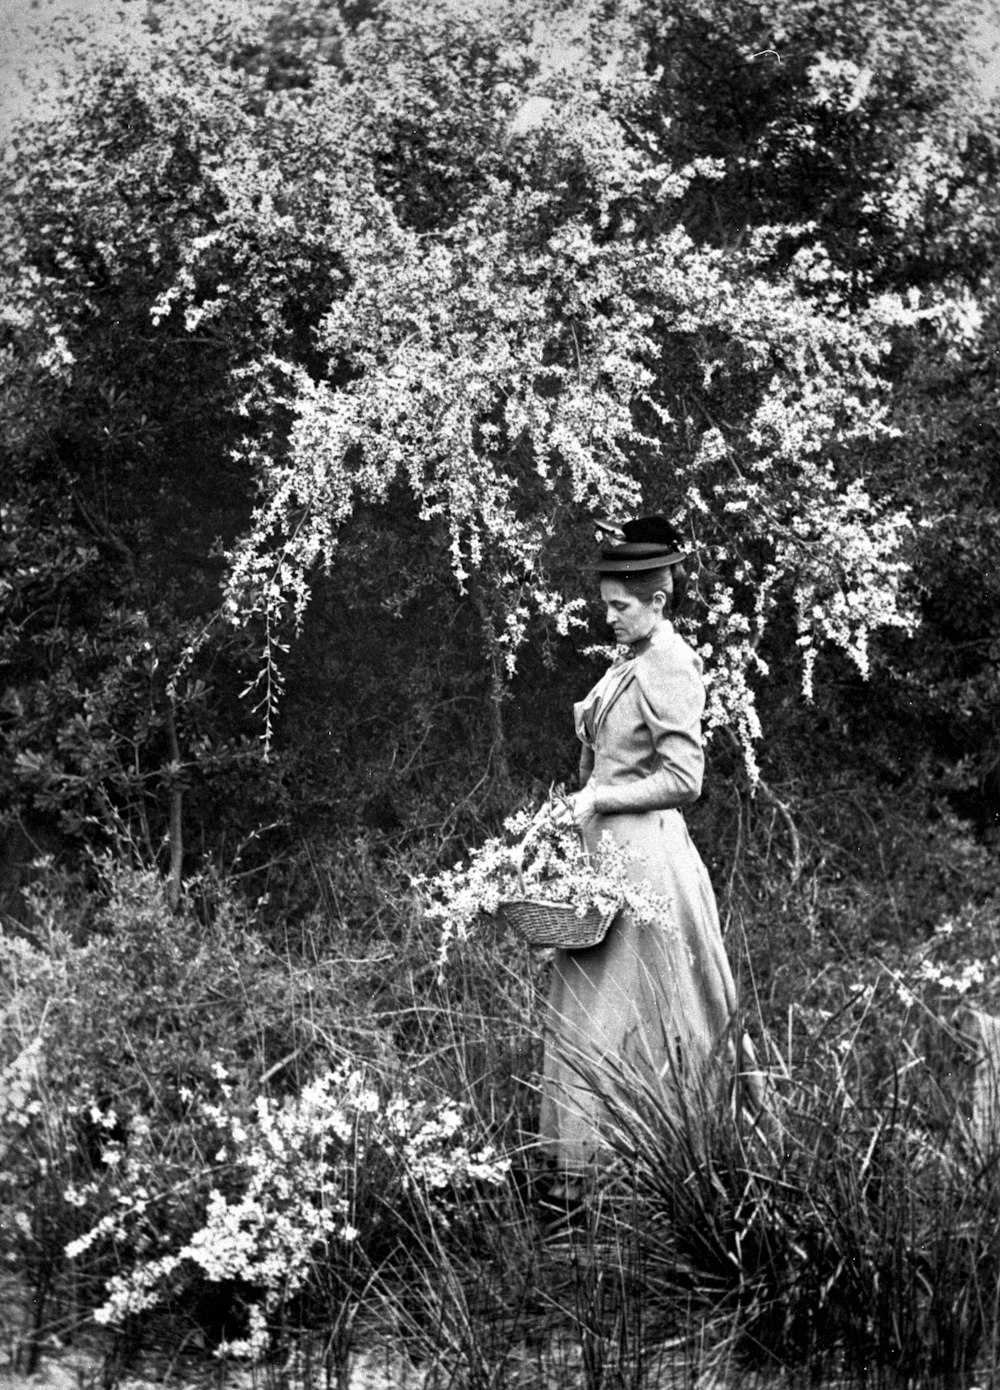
[497,898,618,950]
[496,814,621,950]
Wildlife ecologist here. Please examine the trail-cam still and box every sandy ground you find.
[0,1336,747,1390]
[0,1343,429,1390]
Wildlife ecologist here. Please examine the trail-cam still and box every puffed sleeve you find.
[593,638,705,814]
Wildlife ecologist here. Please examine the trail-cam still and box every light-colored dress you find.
[539,620,747,1169]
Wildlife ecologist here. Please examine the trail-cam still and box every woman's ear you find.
[651,590,667,613]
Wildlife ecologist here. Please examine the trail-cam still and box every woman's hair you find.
[617,563,688,613]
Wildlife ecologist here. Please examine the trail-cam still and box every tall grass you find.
[588,1023,1000,1386]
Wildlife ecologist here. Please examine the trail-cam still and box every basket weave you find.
[498,898,617,950]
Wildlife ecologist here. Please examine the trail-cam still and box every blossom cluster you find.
[421,803,674,963]
[66,1064,510,1357]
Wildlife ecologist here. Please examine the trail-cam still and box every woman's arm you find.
[591,642,705,815]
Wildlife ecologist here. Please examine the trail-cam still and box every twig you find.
[723,729,802,884]
[755,775,803,885]
[163,699,183,912]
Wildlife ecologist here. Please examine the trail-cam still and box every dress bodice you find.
[575,621,706,815]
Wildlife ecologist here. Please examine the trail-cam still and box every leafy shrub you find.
[0,855,534,1362]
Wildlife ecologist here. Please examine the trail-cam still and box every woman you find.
[539,516,751,1184]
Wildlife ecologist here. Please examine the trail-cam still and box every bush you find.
[0,854,540,1366]
[68,1063,510,1357]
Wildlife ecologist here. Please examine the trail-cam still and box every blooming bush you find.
[0,859,526,1362]
[421,801,673,962]
[66,1063,510,1358]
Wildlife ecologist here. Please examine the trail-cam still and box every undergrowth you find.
[1,791,999,1388]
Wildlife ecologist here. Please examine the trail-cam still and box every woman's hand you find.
[549,784,597,830]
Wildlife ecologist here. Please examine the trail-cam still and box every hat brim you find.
[593,550,687,573]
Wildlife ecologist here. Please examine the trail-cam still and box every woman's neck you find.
[631,616,671,654]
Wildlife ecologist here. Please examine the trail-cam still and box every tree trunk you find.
[469,577,513,797]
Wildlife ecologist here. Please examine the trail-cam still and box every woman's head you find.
[600,575,669,646]
[594,515,689,615]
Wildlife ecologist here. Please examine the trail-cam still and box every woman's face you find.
[600,578,665,647]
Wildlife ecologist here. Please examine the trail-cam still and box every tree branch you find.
[163,698,184,912]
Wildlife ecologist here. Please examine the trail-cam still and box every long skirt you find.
[538,806,748,1169]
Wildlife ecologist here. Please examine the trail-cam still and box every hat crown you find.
[593,514,688,573]
[621,516,682,550]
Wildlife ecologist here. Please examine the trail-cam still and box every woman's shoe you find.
[536,1176,587,1235]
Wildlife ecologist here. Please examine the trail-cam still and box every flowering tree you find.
[2,0,997,865]
[150,0,921,745]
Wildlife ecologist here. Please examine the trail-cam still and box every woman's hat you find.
[593,516,688,573]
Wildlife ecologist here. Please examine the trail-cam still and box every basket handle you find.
[512,789,577,893]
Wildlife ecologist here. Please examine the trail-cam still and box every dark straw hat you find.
[593,516,687,573]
